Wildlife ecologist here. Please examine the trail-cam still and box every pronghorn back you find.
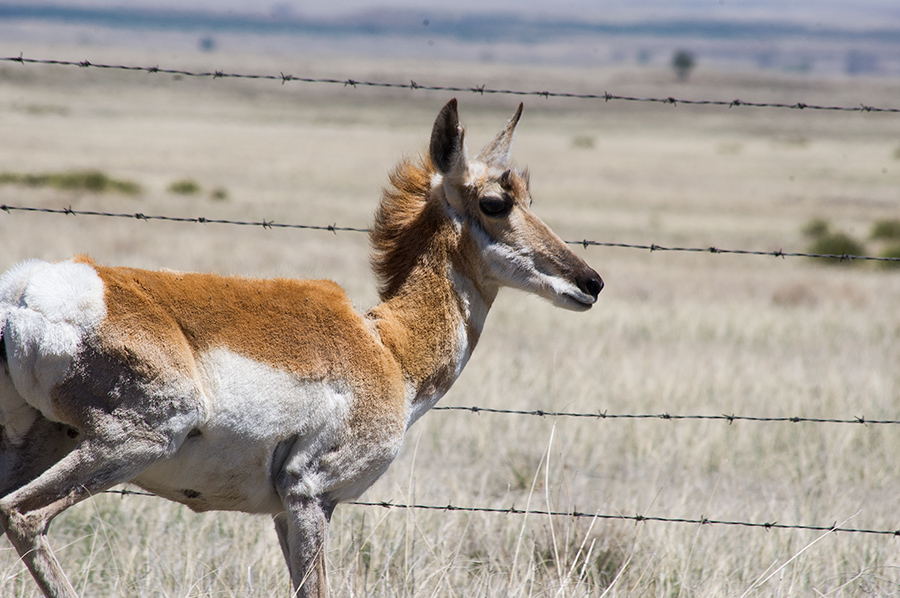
[0,98,602,598]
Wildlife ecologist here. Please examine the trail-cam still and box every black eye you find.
[479,195,512,217]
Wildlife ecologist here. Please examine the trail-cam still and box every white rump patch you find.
[0,259,106,420]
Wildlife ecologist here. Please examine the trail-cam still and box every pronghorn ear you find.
[476,102,523,169]
[429,98,468,178]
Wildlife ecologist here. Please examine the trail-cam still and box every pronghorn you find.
[0,99,603,598]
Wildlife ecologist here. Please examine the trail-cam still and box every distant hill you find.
[2,3,898,44]
[3,3,899,75]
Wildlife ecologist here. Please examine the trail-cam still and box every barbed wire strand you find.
[3,203,899,263]
[3,54,900,114]
[99,489,900,537]
[0,203,369,234]
[433,406,900,426]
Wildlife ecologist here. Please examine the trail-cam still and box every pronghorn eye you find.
[479,195,512,217]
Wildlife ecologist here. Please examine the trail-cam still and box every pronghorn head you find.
[429,99,603,311]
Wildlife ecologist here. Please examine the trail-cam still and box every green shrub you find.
[0,169,140,195]
[806,232,866,265]
[210,187,229,201]
[168,179,201,195]
[571,135,595,149]
[878,243,900,269]
[870,219,900,241]
[802,218,830,238]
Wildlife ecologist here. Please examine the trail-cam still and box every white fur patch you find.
[0,259,45,307]
[135,348,353,513]
[474,225,588,309]
[0,259,106,420]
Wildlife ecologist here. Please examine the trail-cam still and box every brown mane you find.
[370,154,450,301]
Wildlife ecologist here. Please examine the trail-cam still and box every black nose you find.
[579,275,604,299]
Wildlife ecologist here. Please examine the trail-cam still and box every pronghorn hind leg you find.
[1,416,79,499]
[0,418,187,598]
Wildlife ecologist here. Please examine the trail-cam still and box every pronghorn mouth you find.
[561,291,597,311]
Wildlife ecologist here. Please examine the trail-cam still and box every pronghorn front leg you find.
[274,492,334,598]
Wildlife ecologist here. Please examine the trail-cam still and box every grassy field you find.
[1,44,900,597]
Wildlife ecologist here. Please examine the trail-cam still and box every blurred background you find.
[2,2,900,596]
[2,0,900,75]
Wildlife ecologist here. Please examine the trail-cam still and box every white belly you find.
[134,348,352,514]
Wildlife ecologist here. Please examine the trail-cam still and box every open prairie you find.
[1,44,900,596]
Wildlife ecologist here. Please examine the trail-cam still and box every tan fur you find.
[89,257,405,400]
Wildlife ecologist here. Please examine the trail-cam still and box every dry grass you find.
[1,43,900,597]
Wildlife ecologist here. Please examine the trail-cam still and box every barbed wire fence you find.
[431,406,900,425]
[3,54,900,113]
[100,488,900,538]
[2,203,899,263]
[5,54,900,544]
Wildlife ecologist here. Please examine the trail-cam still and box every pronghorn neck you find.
[368,258,491,428]
[368,160,497,427]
